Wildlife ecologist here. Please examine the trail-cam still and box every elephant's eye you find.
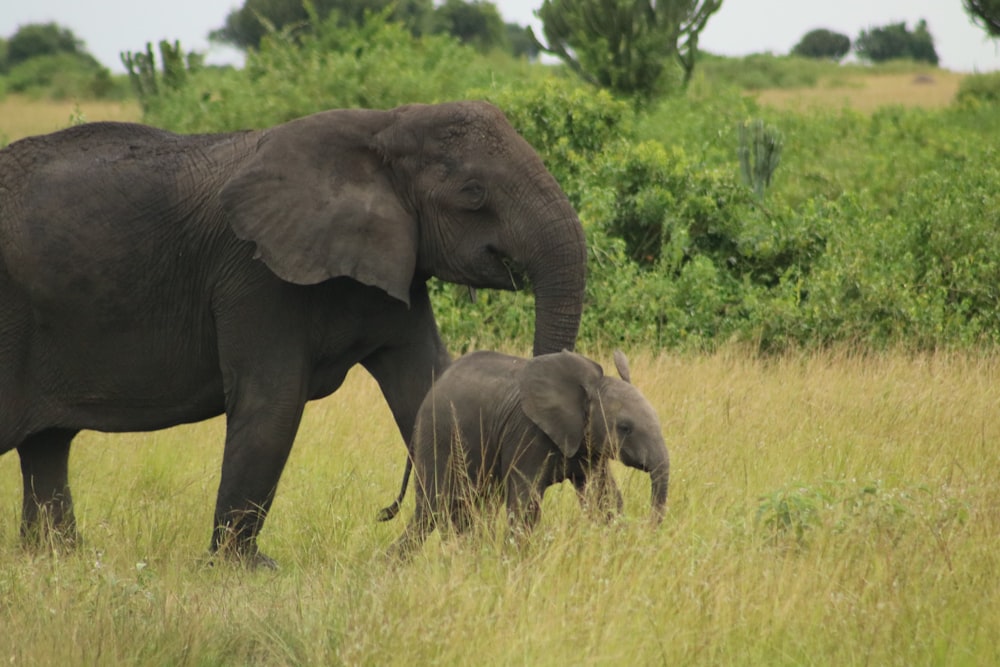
[617,422,634,438]
[459,180,487,210]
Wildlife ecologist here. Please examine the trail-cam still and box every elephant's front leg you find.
[505,473,544,543]
[212,294,311,567]
[362,284,451,503]
[572,460,624,523]
[213,381,307,567]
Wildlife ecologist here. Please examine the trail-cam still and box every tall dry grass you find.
[1,349,998,664]
[754,71,964,112]
[0,95,141,144]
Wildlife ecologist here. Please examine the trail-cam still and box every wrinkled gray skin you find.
[388,350,670,559]
[0,101,587,567]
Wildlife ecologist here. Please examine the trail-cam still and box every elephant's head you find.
[519,350,670,522]
[218,101,586,355]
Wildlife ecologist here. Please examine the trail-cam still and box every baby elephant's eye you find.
[617,422,634,437]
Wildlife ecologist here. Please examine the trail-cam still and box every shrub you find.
[3,52,121,99]
[143,12,499,132]
[956,71,1000,106]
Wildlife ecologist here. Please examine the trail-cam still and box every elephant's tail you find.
[376,457,412,522]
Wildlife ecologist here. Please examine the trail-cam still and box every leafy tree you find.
[855,20,938,65]
[433,0,507,52]
[964,0,1000,38]
[6,22,84,67]
[533,0,723,100]
[791,28,850,61]
[506,23,539,60]
[211,0,434,49]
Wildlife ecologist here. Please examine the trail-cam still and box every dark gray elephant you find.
[0,101,587,566]
[388,350,670,559]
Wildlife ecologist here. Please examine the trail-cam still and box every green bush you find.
[143,12,508,132]
[956,70,1000,106]
[125,22,1000,354]
[3,51,124,99]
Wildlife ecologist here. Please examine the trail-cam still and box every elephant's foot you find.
[208,541,278,570]
[21,501,81,552]
[211,522,278,569]
[21,522,82,553]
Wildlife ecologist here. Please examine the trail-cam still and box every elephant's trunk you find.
[524,206,587,357]
[620,441,670,524]
[648,462,670,525]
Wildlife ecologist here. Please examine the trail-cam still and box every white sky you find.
[1,1,997,74]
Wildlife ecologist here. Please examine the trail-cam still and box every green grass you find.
[2,351,998,664]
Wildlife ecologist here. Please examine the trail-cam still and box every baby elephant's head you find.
[519,350,670,521]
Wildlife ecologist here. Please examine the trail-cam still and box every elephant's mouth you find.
[482,246,527,290]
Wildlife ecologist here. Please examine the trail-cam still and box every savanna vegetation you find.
[2,4,1000,664]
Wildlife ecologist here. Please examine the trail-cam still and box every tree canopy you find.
[791,28,850,61]
[211,0,523,56]
[855,20,938,65]
[5,22,85,69]
[432,0,507,52]
[210,0,434,50]
[964,0,1000,38]
[533,0,722,100]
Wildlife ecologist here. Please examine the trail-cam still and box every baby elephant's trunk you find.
[649,463,670,524]
[621,443,670,524]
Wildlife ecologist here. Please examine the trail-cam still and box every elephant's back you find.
[437,351,525,395]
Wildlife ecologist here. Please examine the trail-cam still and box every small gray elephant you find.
[388,349,670,558]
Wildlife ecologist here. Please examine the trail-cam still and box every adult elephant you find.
[0,101,587,566]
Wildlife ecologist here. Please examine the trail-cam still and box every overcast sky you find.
[1,1,998,74]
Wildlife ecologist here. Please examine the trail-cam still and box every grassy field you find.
[1,350,997,664]
[0,95,140,144]
[753,70,964,112]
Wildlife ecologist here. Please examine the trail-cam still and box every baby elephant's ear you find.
[613,349,632,384]
[520,351,604,458]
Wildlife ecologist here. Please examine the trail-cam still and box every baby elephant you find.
[388,349,670,558]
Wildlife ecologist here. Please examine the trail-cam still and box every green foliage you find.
[211,0,436,49]
[121,41,203,113]
[6,22,83,68]
[135,22,1000,354]
[964,0,1000,38]
[211,0,529,58]
[433,0,507,53]
[697,53,826,91]
[756,479,967,548]
[791,28,850,61]
[4,52,116,99]
[855,20,939,65]
[505,22,539,59]
[737,118,782,199]
[956,70,1000,106]
[144,12,504,132]
[0,22,126,100]
[534,0,722,100]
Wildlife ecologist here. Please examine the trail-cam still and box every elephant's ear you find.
[613,349,632,384]
[218,110,416,305]
[520,351,604,458]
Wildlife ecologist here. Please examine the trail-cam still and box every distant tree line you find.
[791,20,940,65]
[210,0,538,59]
[0,22,121,98]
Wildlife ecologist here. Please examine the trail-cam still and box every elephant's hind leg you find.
[18,428,79,547]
